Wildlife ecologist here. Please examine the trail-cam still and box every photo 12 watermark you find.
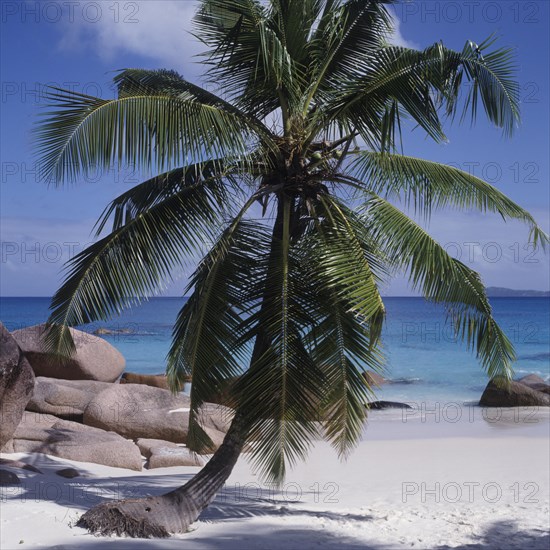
[401,320,541,344]
[1,81,108,104]
[1,161,141,184]
[396,2,541,24]
[401,402,544,425]
[1,2,140,24]
[445,160,540,184]
[402,481,540,504]
[0,479,340,506]
[1,241,94,265]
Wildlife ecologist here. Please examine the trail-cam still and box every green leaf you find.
[302,196,387,457]
[93,159,244,235]
[167,198,269,452]
[351,152,549,248]
[34,84,264,185]
[44,178,227,357]
[362,195,516,380]
[322,37,520,148]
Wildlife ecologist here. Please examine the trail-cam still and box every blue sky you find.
[0,0,548,297]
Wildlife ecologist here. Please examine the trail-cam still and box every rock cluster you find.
[11,324,125,382]
[0,324,232,471]
[10,411,143,470]
[0,323,35,449]
[5,322,548,474]
[480,375,550,407]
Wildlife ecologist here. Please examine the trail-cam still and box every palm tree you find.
[35,0,547,538]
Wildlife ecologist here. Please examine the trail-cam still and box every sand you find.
[1,406,549,549]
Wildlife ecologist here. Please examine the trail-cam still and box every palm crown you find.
[36,0,547,484]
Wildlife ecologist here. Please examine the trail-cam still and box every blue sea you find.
[1,297,548,406]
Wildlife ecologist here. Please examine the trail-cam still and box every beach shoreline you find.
[2,409,548,549]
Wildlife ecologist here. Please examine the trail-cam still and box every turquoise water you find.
[1,296,548,405]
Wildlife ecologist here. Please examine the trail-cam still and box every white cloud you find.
[389,9,420,50]
[56,1,202,73]
[52,1,421,74]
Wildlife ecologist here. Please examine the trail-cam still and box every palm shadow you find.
[3,459,548,549]
[433,519,549,549]
[4,459,374,521]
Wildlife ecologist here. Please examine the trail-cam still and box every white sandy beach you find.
[1,407,549,550]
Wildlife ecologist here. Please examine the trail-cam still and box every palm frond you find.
[113,68,276,146]
[195,0,302,120]
[301,196,387,457]
[93,159,245,235]
[321,42,447,145]
[234,198,325,484]
[167,199,267,452]
[271,0,325,66]
[451,35,520,137]
[44,179,227,357]
[363,196,516,380]
[351,152,549,248]
[311,306,382,457]
[34,85,262,185]
[305,0,393,111]
[316,195,387,341]
[323,37,520,148]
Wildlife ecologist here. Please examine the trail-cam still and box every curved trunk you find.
[76,412,248,537]
[78,194,292,538]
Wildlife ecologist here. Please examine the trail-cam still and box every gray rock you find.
[0,322,35,448]
[480,378,550,407]
[200,426,227,453]
[193,404,232,453]
[361,370,387,387]
[56,468,81,478]
[27,377,113,420]
[197,403,234,434]
[17,410,59,429]
[0,469,21,486]
[12,324,125,382]
[516,374,546,386]
[517,374,550,394]
[136,438,180,459]
[12,416,142,470]
[120,372,187,391]
[148,447,205,469]
[83,384,191,442]
[83,384,232,452]
[2,412,52,453]
[1,440,14,453]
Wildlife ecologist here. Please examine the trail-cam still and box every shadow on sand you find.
[2,456,548,549]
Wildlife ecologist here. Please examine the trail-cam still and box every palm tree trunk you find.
[76,411,249,537]
[77,195,290,538]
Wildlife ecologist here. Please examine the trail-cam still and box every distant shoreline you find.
[2,292,549,299]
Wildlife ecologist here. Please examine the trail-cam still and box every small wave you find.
[399,344,435,351]
[94,328,133,335]
[388,377,422,385]
[516,352,550,362]
[94,328,158,336]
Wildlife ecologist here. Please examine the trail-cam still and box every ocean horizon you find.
[1,296,548,406]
